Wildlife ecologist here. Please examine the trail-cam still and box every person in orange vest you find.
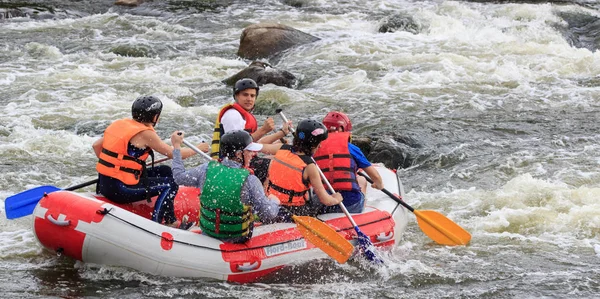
[93,95,208,227]
[210,78,291,182]
[314,111,384,214]
[265,119,343,218]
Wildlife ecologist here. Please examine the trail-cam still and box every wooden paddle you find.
[4,157,171,220]
[182,138,353,264]
[358,171,471,246]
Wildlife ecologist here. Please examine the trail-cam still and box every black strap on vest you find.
[268,182,308,203]
[313,153,352,161]
[202,206,249,217]
[99,147,154,202]
[321,166,354,172]
[200,223,250,237]
[97,159,142,179]
[143,149,154,202]
[200,210,251,224]
[101,148,146,165]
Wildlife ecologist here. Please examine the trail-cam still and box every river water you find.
[1,0,599,298]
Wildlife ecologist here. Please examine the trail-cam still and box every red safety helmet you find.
[323,111,352,132]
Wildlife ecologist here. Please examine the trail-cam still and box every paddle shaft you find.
[182,139,212,160]
[311,158,360,227]
[67,157,171,191]
[277,110,295,134]
[272,109,288,144]
[276,111,360,227]
[357,171,414,212]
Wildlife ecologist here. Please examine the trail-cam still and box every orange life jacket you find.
[313,132,360,192]
[96,118,154,185]
[210,103,258,158]
[266,148,310,206]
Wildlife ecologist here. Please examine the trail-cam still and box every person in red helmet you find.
[314,111,384,213]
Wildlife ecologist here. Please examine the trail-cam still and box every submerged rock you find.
[281,0,306,8]
[0,2,59,19]
[0,8,27,19]
[378,13,421,34]
[222,61,299,89]
[555,11,600,52]
[109,44,154,57]
[238,23,320,60]
[115,0,145,7]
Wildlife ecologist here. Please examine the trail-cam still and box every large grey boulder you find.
[352,134,423,170]
[238,23,320,60]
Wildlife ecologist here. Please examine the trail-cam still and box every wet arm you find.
[260,143,283,155]
[171,148,208,188]
[242,175,280,221]
[257,130,286,145]
[362,165,384,190]
[305,164,342,206]
[252,117,275,142]
[144,130,200,159]
[251,127,270,142]
[92,137,103,158]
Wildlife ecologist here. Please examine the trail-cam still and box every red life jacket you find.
[313,132,360,192]
[267,147,310,206]
[210,103,258,158]
[96,118,153,185]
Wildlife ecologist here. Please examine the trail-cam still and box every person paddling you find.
[93,96,208,227]
[210,78,291,181]
[314,111,384,214]
[171,130,281,243]
[264,119,343,218]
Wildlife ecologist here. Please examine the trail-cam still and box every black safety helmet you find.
[132,95,163,125]
[233,78,259,100]
[219,130,253,159]
[294,119,328,149]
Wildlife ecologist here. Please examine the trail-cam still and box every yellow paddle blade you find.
[292,215,354,264]
[414,210,471,246]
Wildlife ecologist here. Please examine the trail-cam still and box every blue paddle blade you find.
[355,227,384,264]
[4,185,61,219]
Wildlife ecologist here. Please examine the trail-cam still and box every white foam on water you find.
[272,1,600,116]
[405,172,600,253]
[76,262,169,285]
[0,229,43,259]
[1,1,600,297]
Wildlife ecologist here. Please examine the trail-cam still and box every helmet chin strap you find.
[234,150,245,167]
[152,112,161,127]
